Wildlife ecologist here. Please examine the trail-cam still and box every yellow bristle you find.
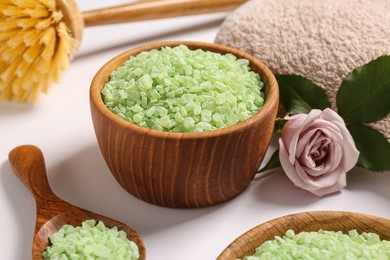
[48,44,63,82]
[0,50,7,63]
[0,67,9,91]
[37,0,55,10]
[22,63,40,88]
[23,28,42,46]
[16,59,32,77]
[0,57,7,66]
[41,73,51,93]
[41,41,55,62]
[0,4,12,11]
[25,6,50,18]
[14,77,40,102]
[51,10,63,23]
[30,80,43,100]
[6,31,26,47]
[2,0,14,6]
[41,35,56,60]
[0,75,16,93]
[0,19,20,31]
[48,54,61,84]
[0,79,9,92]
[11,0,37,8]
[45,25,69,84]
[57,21,76,65]
[38,58,51,73]
[0,30,19,42]
[3,5,30,18]
[35,17,51,29]
[23,42,42,64]
[11,76,25,96]
[14,85,30,102]
[0,85,13,100]
[0,39,10,52]
[40,24,55,43]
[2,42,26,62]
[17,18,38,29]
[1,58,22,88]
[16,90,29,102]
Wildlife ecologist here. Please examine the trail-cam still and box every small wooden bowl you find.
[90,41,279,208]
[218,211,390,259]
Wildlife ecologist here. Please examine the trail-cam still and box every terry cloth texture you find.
[215,0,390,142]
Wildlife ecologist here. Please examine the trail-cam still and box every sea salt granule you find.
[42,220,139,260]
[101,45,264,132]
[245,229,390,260]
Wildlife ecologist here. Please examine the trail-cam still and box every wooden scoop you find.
[8,145,146,259]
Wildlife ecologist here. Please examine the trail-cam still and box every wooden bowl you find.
[90,41,279,208]
[218,211,390,259]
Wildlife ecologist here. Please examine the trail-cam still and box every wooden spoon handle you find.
[8,145,60,204]
[83,0,246,27]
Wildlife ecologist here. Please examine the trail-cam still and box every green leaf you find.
[348,124,390,172]
[258,149,281,173]
[337,55,390,123]
[276,74,331,114]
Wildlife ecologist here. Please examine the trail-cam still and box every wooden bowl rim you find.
[90,41,279,140]
[218,210,390,259]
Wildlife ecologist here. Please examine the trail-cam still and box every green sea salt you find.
[245,229,390,260]
[42,220,139,260]
[101,45,264,132]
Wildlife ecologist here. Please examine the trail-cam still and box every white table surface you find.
[1,1,390,259]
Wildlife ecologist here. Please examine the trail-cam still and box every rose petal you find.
[280,114,308,159]
[318,108,359,172]
[294,162,317,187]
[299,123,344,173]
[295,128,320,159]
[303,143,343,187]
[327,139,342,173]
[309,173,347,196]
[320,108,345,125]
[286,110,322,164]
[279,137,309,188]
[301,131,325,169]
[303,135,335,174]
[330,120,360,173]
[296,128,330,165]
[298,150,344,190]
[301,134,332,175]
[295,162,346,196]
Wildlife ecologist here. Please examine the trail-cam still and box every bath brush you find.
[0,0,245,102]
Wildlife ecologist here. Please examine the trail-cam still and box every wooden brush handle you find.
[82,0,246,27]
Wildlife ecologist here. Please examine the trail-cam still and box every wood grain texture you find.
[8,145,146,260]
[217,211,390,259]
[90,41,279,208]
[82,0,246,27]
[54,0,245,60]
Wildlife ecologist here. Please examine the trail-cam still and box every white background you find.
[1,1,389,259]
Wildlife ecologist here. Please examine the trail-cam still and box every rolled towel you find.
[216,0,390,142]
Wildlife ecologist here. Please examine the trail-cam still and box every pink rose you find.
[279,108,359,196]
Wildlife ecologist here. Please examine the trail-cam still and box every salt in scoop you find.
[8,145,146,259]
